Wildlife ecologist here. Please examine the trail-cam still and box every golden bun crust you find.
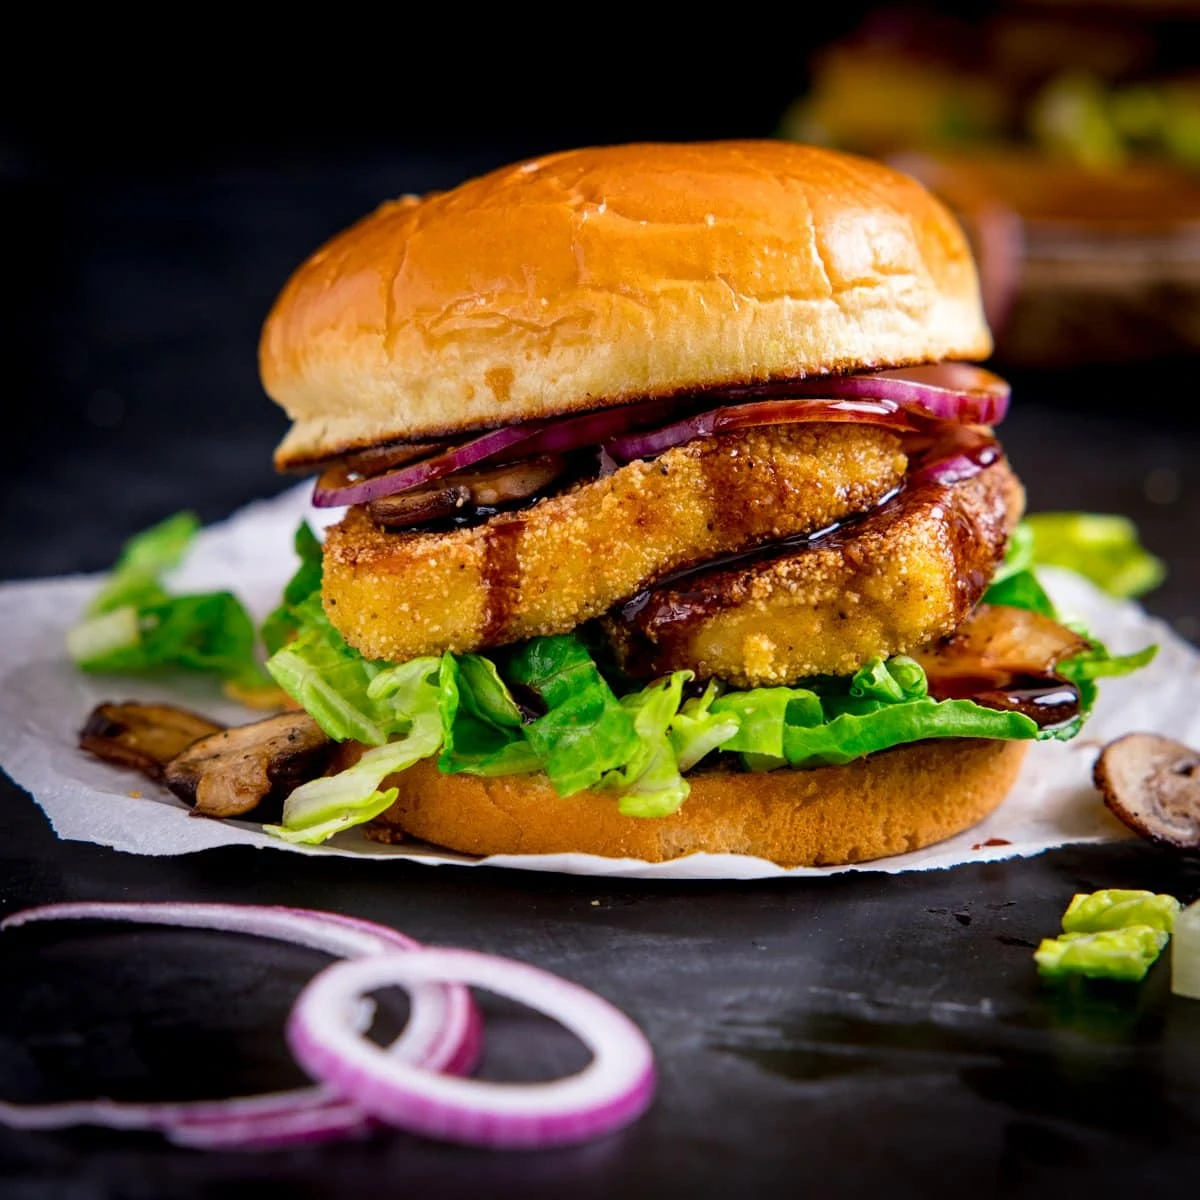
[370,738,1028,867]
[263,141,991,470]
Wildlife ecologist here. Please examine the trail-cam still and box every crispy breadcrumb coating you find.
[606,458,1024,686]
[322,424,907,661]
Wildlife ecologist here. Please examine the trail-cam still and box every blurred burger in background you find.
[779,2,1200,368]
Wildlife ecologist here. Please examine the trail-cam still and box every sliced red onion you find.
[606,365,1009,463]
[605,397,915,463]
[783,363,1010,425]
[490,397,683,462]
[0,902,480,1148]
[312,400,686,510]
[909,428,1002,486]
[168,1099,378,1150]
[312,423,551,508]
[312,365,1010,509]
[287,948,656,1150]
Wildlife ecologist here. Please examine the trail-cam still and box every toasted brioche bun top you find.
[262,140,992,471]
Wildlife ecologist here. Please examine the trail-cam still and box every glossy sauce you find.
[610,439,1008,682]
[617,470,996,628]
[479,517,526,643]
[932,671,1081,729]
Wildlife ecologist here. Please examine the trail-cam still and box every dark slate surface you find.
[2,150,1200,1199]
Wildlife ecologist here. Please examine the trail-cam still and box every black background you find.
[3,6,1200,1197]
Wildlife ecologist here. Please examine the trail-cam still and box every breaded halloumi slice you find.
[322,423,906,661]
[606,457,1024,686]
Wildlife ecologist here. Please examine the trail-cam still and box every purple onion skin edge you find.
[294,1024,657,1151]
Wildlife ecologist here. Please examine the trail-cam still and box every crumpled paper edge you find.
[2,483,1193,881]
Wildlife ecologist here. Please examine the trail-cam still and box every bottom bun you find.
[370,739,1029,867]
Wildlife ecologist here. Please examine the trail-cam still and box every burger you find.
[91,140,1152,867]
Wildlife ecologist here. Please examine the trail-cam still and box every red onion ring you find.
[312,423,550,509]
[311,365,1010,510]
[491,396,684,463]
[287,948,656,1150]
[909,427,1002,487]
[782,363,1010,425]
[311,401,684,510]
[604,397,915,463]
[0,902,481,1149]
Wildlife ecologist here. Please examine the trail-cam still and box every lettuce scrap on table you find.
[69,509,1163,844]
[66,512,269,691]
[1035,889,1181,982]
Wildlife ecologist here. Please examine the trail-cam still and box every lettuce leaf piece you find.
[69,591,264,687]
[437,653,539,777]
[711,687,817,760]
[265,656,444,844]
[1042,640,1159,742]
[266,721,441,845]
[86,511,200,616]
[848,654,928,703]
[782,698,1038,767]
[990,521,1035,587]
[456,653,525,729]
[820,656,931,720]
[982,568,1058,618]
[1024,512,1166,599]
[261,521,323,655]
[600,671,692,818]
[264,594,395,744]
[505,636,639,795]
[1034,926,1169,982]
[1062,889,1181,935]
[264,789,400,846]
[669,680,740,772]
[981,527,1157,741]
[702,656,1039,771]
[68,511,270,687]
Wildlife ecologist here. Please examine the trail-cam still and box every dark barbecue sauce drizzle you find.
[927,671,1082,730]
[616,427,1002,628]
[480,517,527,643]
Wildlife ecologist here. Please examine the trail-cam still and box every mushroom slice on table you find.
[164,712,335,819]
[80,702,226,781]
[1094,732,1200,850]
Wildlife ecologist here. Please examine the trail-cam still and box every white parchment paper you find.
[2,484,1196,879]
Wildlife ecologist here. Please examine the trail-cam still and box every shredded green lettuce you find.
[260,521,323,655]
[505,636,640,795]
[599,671,692,818]
[437,653,540,777]
[1034,888,1179,982]
[1062,889,1181,935]
[1023,512,1166,599]
[260,620,1151,843]
[67,511,268,688]
[1034,926,1169,982]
